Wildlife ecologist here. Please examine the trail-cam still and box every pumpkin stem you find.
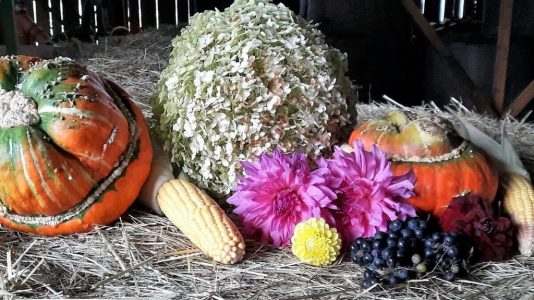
[385,111,408,129]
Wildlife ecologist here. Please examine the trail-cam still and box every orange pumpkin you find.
[0,55,152,235]
[348,111,498,216]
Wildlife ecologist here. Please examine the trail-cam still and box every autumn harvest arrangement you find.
[0,0,532,293]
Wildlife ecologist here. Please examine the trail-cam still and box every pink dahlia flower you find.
[317,141,416,244]
[227,149,336,247]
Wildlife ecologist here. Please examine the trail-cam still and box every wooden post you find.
[35,0,50,38]
[141,0,156,29]
[0,0,18,54]
[50,0,62,37]
[492,0,514,115]
[129,0,141,32]
[400,0,498,116]
[177,0,189,25]
[505,80,534,117]
[62,0,80,34]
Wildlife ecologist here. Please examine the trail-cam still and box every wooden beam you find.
[505,80,534,117]
[0,43,79,58]
[35,0,50,38]
[400,0,498,117]
[50,0,62,37]
[0,0,18,54]
[492,0,514,114]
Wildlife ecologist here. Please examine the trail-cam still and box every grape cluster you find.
[350,218,472,287]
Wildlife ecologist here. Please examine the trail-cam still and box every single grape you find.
[443,234,455,245]
[368,277,379,285]
[373,257,386,267]
[401,228,414,238]
[350,252,359,263]
[418,220,427,229]
[387,238,397,248]
[450,264,460,274]
[381,248,395,260]
[424,247,436,258]
[374,231,387,240]
[397,268,409,280]
[388,232,400,240]
[424,239,435,248]
[443,271,456,282]
[416,263,427,273]
[414,227,425,239]
[372,240,384,249]
[387,257,398,267]
[363,252,374,264]
[387,273,398,285]
[389,219,403,232]
[431,232,442,242]
[361,240,372,251]
[397,238,408,250]
[407,219,419,230]
[447,246,459,258]
[364,269,377,280]
[411,254,422,264]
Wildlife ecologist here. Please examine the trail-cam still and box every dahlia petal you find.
[324,142,417,243]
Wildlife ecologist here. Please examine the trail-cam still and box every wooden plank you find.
[400,0,498,116]
[177,0,189,25]
[23,0,35,22]
[50,0,62,37]
[0,43,79,58]
[505,80,534,117]
[141,0,156,29]
[34,0,50,37]
[62,0,79,34]
[129,0,141,32]
[188,0,197,17]
[492,0,514,114]
[0,0,18,54]
[108,0,127,28]
[159,0,175,25]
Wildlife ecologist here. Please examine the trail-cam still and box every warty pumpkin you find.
[348,111,498,216]
[0,55,153,235]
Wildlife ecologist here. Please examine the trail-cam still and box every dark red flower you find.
[439,193,515,261]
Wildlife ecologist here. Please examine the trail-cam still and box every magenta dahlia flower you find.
[317,141,416,244]
[227,149,336,247]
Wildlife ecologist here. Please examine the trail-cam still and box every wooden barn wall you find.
[18,0,482,43]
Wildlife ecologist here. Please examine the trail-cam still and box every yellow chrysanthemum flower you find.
[291,218,342,266]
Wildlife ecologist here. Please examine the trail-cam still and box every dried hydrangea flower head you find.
[152,0,356,195]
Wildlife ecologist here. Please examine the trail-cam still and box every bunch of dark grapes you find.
[350,218,472,287]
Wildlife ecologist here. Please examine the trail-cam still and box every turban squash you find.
[0,55,152,235]
[349,111,498,216]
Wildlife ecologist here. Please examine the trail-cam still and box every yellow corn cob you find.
[503,173,534,256]
[157,179,245,264]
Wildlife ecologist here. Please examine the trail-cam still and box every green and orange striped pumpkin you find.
[0,55,152,235]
